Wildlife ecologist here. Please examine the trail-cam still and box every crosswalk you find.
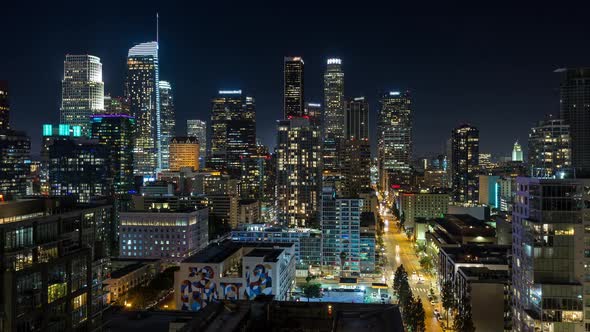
[411,287,429,293]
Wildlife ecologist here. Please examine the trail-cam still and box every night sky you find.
[2,2,590,158]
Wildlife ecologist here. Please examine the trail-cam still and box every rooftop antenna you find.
[156,12,159,44]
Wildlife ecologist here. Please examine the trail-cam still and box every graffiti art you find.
[244,264,273,300]
[220,282,243,300]
[180,266,218,311]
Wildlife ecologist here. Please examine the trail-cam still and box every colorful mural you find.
[180,266,218,311]
[220,282,242,300]
[244,264,273,300]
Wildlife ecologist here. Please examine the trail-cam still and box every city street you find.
[379,200,444,332]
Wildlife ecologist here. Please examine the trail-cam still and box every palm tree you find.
[339,251,347,276]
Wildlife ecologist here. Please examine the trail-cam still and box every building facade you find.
[284,57,304,118]
[451,124,479,203]
[323,58,345,172]
[186,119,207,168]
[125,41,160,176]
[399,192,449,230]
[528,116,571,178]
[169,136,199,171]
[276,117,322,227]
[0,81,9,130]
[0,130,30,200]
[159,81,176,170]
[60,55,104,136]
[512,140,523,162]
[378,91,412,189]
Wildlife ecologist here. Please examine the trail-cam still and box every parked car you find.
[430,300,438,306]
[325,275,335,280]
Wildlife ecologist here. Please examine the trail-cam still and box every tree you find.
[441,280,456,329]
[302,283,322,300]
[419,256,433,272]
[393,265,408,295]
[339,251,348,275]
[454,293,476,332]
[404,296,426,332]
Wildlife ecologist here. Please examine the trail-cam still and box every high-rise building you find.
[186,119,207,167]
[0,197,115,332]
[323,58,345,172]
[103,95,130,115]
[276,117,321,227]
[377,91,412,190]
[512,140,523,162]
[512,177,588,331]
[40,124,83,195]
[125,41,160,176]
[528,116,571,178]
[559,68,590,176]
[209,90,256,178]
[48,138,110,202]
[304,102,322,127]
[345,97,369,140]
[284,57,304,118]
[0,130,30,200]
[60,55,104,136]
[451,124,479,203]
[159,81,176,170]
[0,80,9,130]
[91,114,136,195]
[321,184,363,273]
[169,136,199,171]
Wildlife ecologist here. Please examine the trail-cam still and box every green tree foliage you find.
[441,280,456,329]
[454,293,476,332]
[393,265,408,295]
[302,283,322,299]
[419,256,433,271]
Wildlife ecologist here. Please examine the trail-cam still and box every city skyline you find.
[3,3,590,157]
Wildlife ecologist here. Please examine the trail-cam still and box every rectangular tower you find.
[284,57,304,118]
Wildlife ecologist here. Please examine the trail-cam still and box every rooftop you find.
[457,266,510,283]
[110,263,145,279]
[440,244,510,266]
[244,248,284,262]
[182,240,293,264]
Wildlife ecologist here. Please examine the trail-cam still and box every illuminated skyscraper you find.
[345,97,369,140]
[323,58,345,171]
[60,55,104,136]
[342,97,370,197]
[187,119,207,167]
[528,116,571,178]
[377,91,412,190]
[559,68,590,176]
[169,136,200,171]
[159,80,176,170]
[0,130,30,200]
[0,81,9,130]
[125,41,160,176]
[276,117,321,227]
[209,90,256,178]
[304,102,322,127]
[451,124,479,203]
[512,140,523,162]
[91,114,136,195]
[284,57,304,118]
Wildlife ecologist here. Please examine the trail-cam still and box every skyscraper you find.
[0,130,30,200]
[528,116,571,178]
[0,80,9,130]
[159,80,176,170]
[209,90,256,178]
[323,58,345,172]
[169,136,200,171]
[103,95,130,115]
[559,68,590,176]
[284,57,304,118]
[345,97,369,140]
[451,124,479,203]
[377,91,412,190]
[91,114,135,195]
[125,41,160,176]
[276,117,321,227]
[187,119,207,167]
[512,140,523,162]
[60,55,104,136]
[342,97,370,197]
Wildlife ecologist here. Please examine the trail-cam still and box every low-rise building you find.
[399,192,449,231]
[174,241,296,312]
[106,262,155,303]
[238,199,259,224]
[119,207,208,263]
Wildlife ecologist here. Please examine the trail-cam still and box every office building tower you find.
[40,124,83,195]
[321,184,363,273]
[103,95,130,115]
[91,114,135,195]
[48,138,110,202]
[0,80,9,130]
[304,102,322,127]
[284,57,304,118]
[377,91,412,190]
[159,81,176,170]
[186,119,207,167]
[323,58,345,172]
[0,130,30,200]
[528,116,571,178]
[341,139,371,197]
[169,136,199,171]
[209,90,256,178]
[59,55,104,136]
[345,97,369,140]
[512,140,523,162]
[276,117,321,227]
[559,68,590,176]
[240,143,273,201]
[451,124,479,203]
[0,197,115,332]
[125,41,160,176]
[512,177,588,331]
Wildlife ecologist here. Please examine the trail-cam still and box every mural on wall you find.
[220,282,243,300]
[180,266,218,311]
[244,264,273,300]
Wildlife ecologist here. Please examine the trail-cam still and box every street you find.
[379,201,443,332]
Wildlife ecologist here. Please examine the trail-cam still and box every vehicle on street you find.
[430,300,438,306]
[325,275,335,280]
